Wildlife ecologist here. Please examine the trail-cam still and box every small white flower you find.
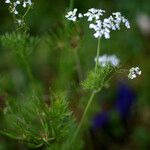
[84,8,105,22]
[17,19,22,25]
[78,13,83,18]
[16,1,20,4]
[23,1,27,7]
[26,0,33,6]
[15,10,18,14]
[94,31,102,38]
[125,20,130,28]
[5,0,10,4]
[104,31,110,39]
[65,8,78,22]
[95,54,120,67]
[128,67,141,79]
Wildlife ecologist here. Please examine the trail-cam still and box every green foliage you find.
[0,32,39,57]
[1,93,75,149]
[81,65,117,91]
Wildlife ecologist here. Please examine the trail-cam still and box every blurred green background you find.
[0,0,150,150]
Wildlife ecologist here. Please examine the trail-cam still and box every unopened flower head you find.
[65,8,130,39]
[95,54,120,67]
[128,67,141,79]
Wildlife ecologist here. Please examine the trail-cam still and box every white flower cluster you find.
[5,0,33,15]
[65,8,130,39]
[84,8,105,21]
[95,54,120,67]
[65,8,83,22]
[128,67,141,79]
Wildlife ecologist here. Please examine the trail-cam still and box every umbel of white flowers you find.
[128,67,141,79]
[95,54,120,67]
[5,0,33,15]
[65,8,130,39]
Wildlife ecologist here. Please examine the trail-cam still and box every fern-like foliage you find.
[1,93,75,149]
[81,65,118,91]
[0,32,39,57]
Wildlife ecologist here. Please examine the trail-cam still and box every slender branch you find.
[69,0,74,10]
[22,7,31,19]
[70,91,96,145]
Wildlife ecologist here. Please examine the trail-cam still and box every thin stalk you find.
[70,91,96,145]
[22,7,31,19]
[95,38,101,71]
[70,73,113,146]
[69,0,74,10]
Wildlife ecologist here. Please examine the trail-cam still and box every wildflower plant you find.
[65,7,141,147]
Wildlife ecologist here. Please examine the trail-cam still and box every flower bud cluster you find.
[128,67,141,79]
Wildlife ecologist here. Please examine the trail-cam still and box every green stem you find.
[69,0,74,10]
[70,91,96,145]
[22,7,31,19]
[70,72,113,146]
[95,38,101,71]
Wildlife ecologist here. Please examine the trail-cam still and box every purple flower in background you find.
[91,81,136,130]
[92,111,109,129]
[115,81,136,119]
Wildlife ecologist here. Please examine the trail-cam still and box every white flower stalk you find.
[95,54,120,67]
[128,67,141,79]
